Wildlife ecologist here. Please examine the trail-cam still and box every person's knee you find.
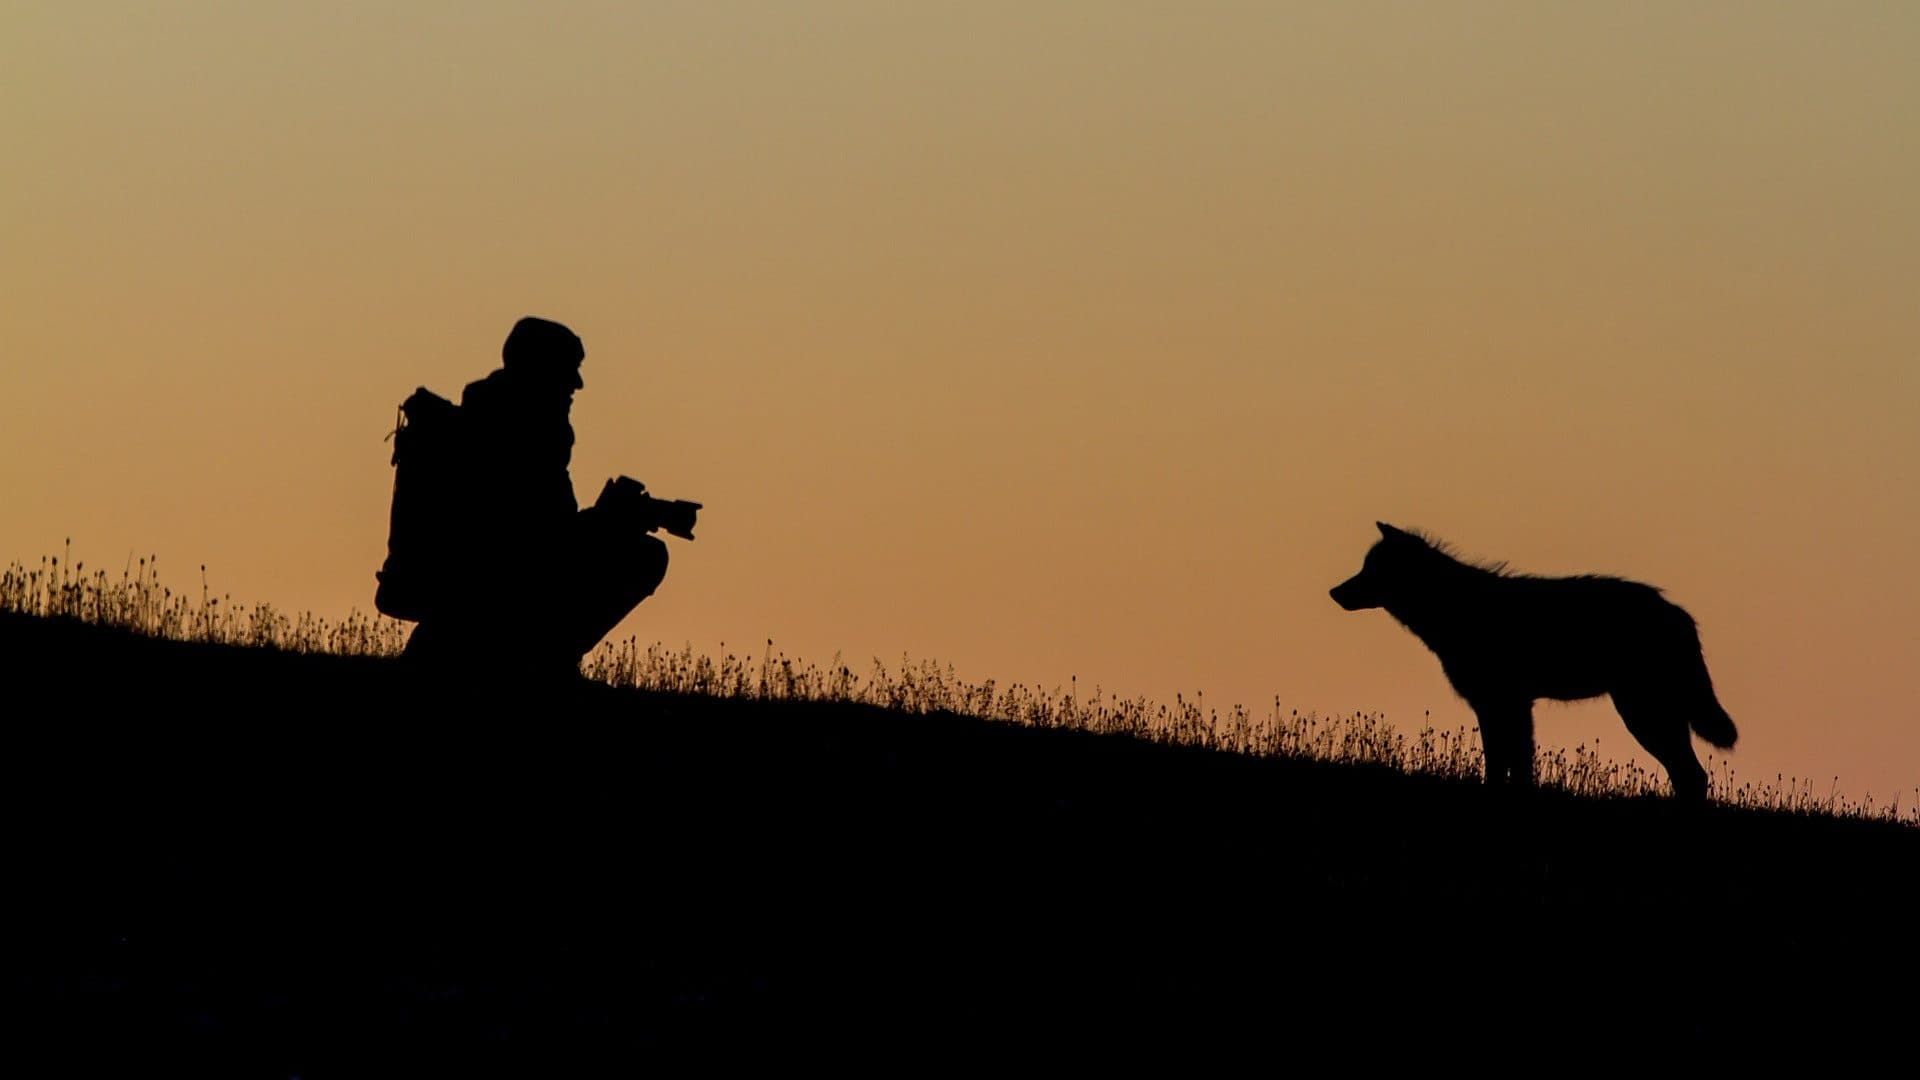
[639,534,669,580]
[616,535,669,600]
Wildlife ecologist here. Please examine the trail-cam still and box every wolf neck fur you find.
[1381,546,1505,647]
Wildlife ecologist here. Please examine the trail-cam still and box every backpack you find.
[375,387,467,622]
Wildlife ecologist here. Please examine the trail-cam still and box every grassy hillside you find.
[4,609,1916,1067]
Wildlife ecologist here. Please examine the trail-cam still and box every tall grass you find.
[1,540,405,656]
[5,545,1913,823]
[584,636,1914,821]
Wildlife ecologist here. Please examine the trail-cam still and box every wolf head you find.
[1329,523,1436,611]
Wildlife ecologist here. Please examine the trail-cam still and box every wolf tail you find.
[1654,602,1738,749]
[1676,624,1738,749]
[1690,694,1738,750]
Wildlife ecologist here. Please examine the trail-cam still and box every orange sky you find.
[4,4,1916,804]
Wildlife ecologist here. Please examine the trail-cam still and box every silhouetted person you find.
[376,317,700,681]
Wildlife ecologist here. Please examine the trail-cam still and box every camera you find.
[595,476,701,541]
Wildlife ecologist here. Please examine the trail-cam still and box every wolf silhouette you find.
[1330,523,1737,801]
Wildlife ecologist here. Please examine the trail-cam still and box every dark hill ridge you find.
[3,611,1915,1066]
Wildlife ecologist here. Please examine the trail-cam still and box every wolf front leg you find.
[1470,700,1536,788]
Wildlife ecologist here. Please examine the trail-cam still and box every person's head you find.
[502,316,586,394]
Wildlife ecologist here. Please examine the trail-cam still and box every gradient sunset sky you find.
[4,4,1916,803]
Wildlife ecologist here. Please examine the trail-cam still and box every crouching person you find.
[375,316,700,684]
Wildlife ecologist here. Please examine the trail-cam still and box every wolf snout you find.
[1330,577,1371,611]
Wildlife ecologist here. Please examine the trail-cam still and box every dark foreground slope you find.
[4,612,1915,1068]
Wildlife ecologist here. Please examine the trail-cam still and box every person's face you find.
[531,358,583,399]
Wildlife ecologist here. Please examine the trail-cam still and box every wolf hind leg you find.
[1612,688,1708,802]
[1470,700,1536,788]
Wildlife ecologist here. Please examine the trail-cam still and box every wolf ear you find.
[1376,522,1406,540]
